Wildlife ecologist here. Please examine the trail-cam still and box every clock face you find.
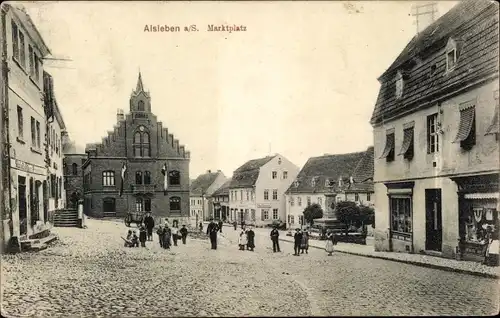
[139,126,144,132]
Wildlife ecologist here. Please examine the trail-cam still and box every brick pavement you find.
[215,222,500,279]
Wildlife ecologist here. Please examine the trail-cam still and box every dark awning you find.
[485,104,499,135]
[379,133,394,159]
[398,128,414,156]
[453,106,475,142]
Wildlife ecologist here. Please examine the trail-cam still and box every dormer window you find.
[446,38,457,72]
[395,71,404,99]
[338,177,343,187]
[311,178,316,187]
[294,180,300,188]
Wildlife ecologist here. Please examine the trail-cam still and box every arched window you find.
[133,127,150,157]
[168,170,180,186]
[136,198,143,211]
[72,163,78,175]
[135,171,143,184]
[144,198,151,212]
[170,196,181,211]
[102,171,115,186]
[138,100,145,111]
[144,171,151,185]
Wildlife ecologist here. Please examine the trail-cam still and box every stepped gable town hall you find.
[78,73,191,222]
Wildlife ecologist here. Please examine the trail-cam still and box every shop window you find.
[463,201,498,244]
[390,197,412,234]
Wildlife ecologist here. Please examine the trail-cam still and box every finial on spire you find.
[136,71,144,92]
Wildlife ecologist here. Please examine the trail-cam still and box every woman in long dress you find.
[325,231,335,256]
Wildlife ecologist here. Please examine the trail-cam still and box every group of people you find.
[292,228,310,255]
[123,212,189,249]
[238,227,256,251]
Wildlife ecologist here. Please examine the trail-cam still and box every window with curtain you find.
[136,171,143,185]
[102,171,115,186]
[170,197,181,211]
[144,171,151,185]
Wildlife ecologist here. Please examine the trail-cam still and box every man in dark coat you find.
[246,227,255,251]
[293,228,303,256]
[180,225,188,244]
[218,219,223,233]
[206,220,219,250]
[270,226,280,252]
[143,212,155,241]
[233,221,237,230]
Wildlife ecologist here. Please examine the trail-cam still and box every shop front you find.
[452,173,499,265]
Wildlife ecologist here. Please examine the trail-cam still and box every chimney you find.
[411,2,438,34]
[207,170,211,173]
[116,108,125,122]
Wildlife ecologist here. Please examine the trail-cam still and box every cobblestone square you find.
[1,219,498,316]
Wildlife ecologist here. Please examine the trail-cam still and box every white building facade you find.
[229,154,299,227]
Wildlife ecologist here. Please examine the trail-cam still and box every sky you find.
[23,0,458,178]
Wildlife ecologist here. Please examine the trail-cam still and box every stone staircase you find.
[53,209,80,227]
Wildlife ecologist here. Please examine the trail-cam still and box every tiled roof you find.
[351,147,374,183]
[190,172,221,196]
[212,179,232,197]
[229,156,275,188]
[286,151,366,194]
[371,0,499,125]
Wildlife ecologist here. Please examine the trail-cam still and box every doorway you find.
[425,189,442,251]
[18,176,27,235]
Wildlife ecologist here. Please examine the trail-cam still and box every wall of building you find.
[63,154,86,208]
[47,117,65,212]
[255,155,300,226]
[285,193,326,227]
[6,8,48,239]
[373,80,499,256]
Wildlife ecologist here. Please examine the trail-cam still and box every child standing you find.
[139,224,147,247]
[156,225,164,248]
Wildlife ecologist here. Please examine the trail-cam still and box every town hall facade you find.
[81,73,191,222]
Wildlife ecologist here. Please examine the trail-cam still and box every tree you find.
[335,201,375,236]
[303,203,324,227]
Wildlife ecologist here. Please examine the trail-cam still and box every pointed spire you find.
[136,71,144,92]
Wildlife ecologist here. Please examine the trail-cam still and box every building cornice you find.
[374,169,500,184]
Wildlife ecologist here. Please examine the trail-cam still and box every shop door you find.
[425,189,442,251]
[18,176,27,235]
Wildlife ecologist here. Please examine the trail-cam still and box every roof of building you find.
[229,155,276,188]
[286,150,367,194]
[212,179,232,197]
[345,146,374,192]
[190,171,222,196]
[371,0,499,125]
[10,4,51,56]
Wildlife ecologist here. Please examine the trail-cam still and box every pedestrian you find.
[218,219,223,233]
[325,231,337,256]
[156,225,164,248]
[233,220,237,230]
[206,219,219,250]
[180,224,188,244]
[131,230,139,247]
[124,230,133,247]
[163,224,172,249]
[199,222,203,233]
[241,220,246,230]
[139,224,147,248]
[301,229,310,254]
[143,212,155,241]
[270,226,280,252]
[238,229,247,250]
[246,227,255,251]
[293,228,303,256]
[171,224,179,246]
